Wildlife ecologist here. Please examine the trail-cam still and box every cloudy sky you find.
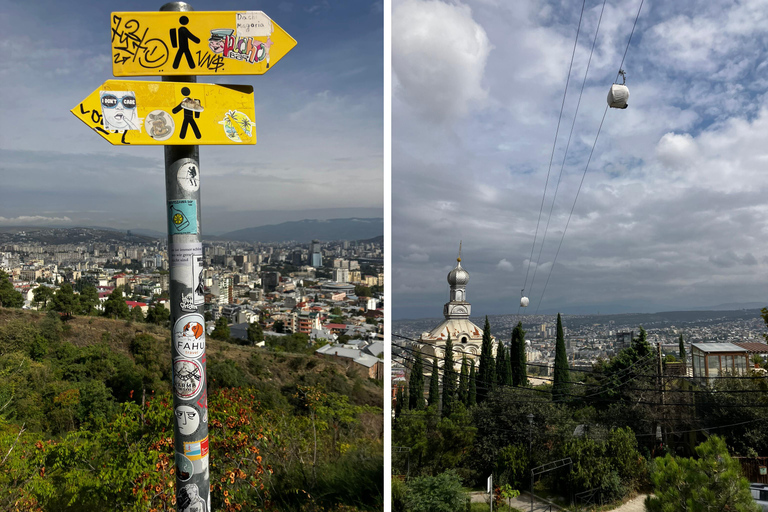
[392,0,768,318]
[0,0,383,234]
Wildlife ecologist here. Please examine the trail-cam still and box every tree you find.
[33,285,54,310]
[457,357,469,405]
[102,286,129,319]
[246,321,263,345]
[428,358,440,408]
[51,283,78,318]
[762,307,768,342]
[495,340,508,387]
[211,316,230,341]
[553,314,569,401]
[409,351,425,411]
[441,334,456,417]
[468,360,477,407]
[478,316,495,403]
[145,303,170,326]
[273,319,285,333]
[511,321,528,387]
[405,470,467,512]
[78,285,99,315]
[130,306,145,323]
[679,333,686,362]
[395,385,405,419]
[645,436,760,512]
[0,270,23,308]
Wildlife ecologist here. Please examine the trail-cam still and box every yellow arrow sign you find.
[110,11,296,76]
[71,80,256,146]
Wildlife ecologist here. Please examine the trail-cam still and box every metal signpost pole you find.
[161,3,210,511]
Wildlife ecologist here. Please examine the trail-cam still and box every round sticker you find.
[175,452,194,482]
[174,313,206,358]
[176,161,200,192]
[175,404,201,436]
[144,109,175,141]
[173,358,204,399]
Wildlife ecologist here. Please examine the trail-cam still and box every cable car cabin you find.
[520,296,529,307]
[607,84,629,109]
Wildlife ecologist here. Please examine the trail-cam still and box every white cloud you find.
[496,258,514,272]
[393,0,492,123]
[0,216,72,224]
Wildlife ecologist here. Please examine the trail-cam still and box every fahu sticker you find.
[173,358,204,399]
[173,313,206,358]
[168,199,198,235]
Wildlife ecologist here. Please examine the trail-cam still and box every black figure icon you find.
[172,87,203,140]
[170,16,200,70]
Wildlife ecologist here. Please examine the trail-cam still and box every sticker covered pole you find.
[161,2,210,511]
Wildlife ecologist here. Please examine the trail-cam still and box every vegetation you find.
[0,307,382,511]
[394,313,768,511]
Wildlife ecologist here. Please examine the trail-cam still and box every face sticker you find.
[174,313,206,358]
[168,200,198,235]
[145,109,174,140]
[219,110,254,142]
[177,162,200,192]
[101,90,142,132]
[173,358,204,399]
[175,405,201,436]
[175,452,194,482]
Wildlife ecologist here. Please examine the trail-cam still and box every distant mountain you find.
[220,218,383,243]
[128,228,166,239]
[0,227,156,245]
[691,302,766,311]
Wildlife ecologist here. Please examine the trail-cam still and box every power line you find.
[520,0,588,319]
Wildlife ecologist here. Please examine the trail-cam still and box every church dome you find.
[447,258,470,286]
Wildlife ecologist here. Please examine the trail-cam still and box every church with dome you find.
[416,251,496,370]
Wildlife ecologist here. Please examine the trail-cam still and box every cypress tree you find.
[441,334,456,417]
[511,321,528,387]
[478,316,495,402]
[468,360,477,406]
[458,357,469,405]
[679,333,686,363]
[409,351,425,410]
[395,385,404,419]
[553,313,569,401]
[504,340,513,386]
[495,340,507,386]
[428,357,440,407]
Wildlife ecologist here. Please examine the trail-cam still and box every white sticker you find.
[170,243,205,310]
[145,109,175,141]
[176,162,200,192]
[236,11,273,38]
[174,313,206,358]
[175,404,202,435]
[173,358,204,399]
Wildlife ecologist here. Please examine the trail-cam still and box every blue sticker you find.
[168,200,198,235]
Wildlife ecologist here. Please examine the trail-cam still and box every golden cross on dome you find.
[457,240,462,262]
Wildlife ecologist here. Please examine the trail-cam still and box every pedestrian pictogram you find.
[71,80,256,145]
[111,11,296,76]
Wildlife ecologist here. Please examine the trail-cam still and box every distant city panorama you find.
[1,227,384,377]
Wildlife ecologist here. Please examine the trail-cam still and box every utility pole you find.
[161,4,211,510]
[657,342,665,449]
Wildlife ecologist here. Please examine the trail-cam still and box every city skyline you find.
[392,0,768,318]
[0,0,383,234]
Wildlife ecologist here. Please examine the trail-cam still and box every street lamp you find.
[528,413,534,512]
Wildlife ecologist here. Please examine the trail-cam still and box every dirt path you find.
[468,492,650,512]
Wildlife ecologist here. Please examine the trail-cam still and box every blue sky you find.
[0,0,383,234]
[392,0,768,318]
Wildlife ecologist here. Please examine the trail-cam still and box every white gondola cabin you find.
[607,84,629,109]
[520,296,529,307]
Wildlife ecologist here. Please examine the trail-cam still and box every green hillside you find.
[0,308,383,511]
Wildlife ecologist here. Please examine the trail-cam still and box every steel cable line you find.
[533,0,646,314]
[519,0,588,320]
[528,0,608,303]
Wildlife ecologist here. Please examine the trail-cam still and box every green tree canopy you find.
[553,314,569,401]
[33,285,54,310]
[247,321,264,345]
[51,283,78,318]
[211,316,231,341]
[441,334,456,417]
[645,436,759,512]
[428,358,440,408]
[477,316,494,403]
[0,270,23,308]
[78,284,99,316]
[409,351,425,411]
[511,321,527,387]
[102,286,129,319]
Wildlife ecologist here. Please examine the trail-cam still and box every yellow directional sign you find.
[110,11,296,76]
[71,80,256,146]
